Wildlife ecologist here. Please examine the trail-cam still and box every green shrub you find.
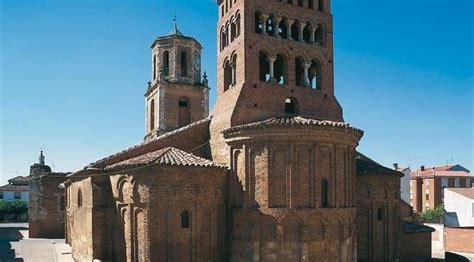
[420,204,445,222]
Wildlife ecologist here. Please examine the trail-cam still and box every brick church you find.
[47,0,432,261]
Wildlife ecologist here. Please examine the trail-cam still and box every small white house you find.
[444,187,474,227]
[0,176,29,202]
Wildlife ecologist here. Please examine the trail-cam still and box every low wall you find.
[444,227,474,254]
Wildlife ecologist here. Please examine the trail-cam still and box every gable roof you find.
[87,117,212,169]
[446,188,474,200]
[356,152,403,177]
[105,147,227,172]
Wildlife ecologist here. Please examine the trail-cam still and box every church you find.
[57,0,431,261]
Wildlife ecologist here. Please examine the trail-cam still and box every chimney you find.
[421,165,425,171]
[393,163,399,170]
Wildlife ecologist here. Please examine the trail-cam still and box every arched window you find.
[303,24,311,43]
[295,57,305,87]
[309,59,322,90]
[255,12,263,34]
[285,98,298,115]
[291,21,299,40]
[163,51,170,76]
[77,188,83,207]
[178,97,191,127]
[153,54,157,80]
[181,210,189,228]
[321,179,329,208]
[259,51,270,82]
[180,51,188,77]
[236,13,241,37]
[274,54,286,85]
[298,0,304,7]
[279,19,288,39]
[225,0,228,13]
[231,17,237,42]
[266,15,275,36]
[224,60,232,91]
[315,25,324,46]
[318,0,324,12]
[308,0,314,9]
[220,27,226,50]
[150,99,155,130]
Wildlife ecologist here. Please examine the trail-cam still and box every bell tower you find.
[210,0,343,163]
[145,19,210,141]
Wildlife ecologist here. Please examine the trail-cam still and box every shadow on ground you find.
[0,226,26,262]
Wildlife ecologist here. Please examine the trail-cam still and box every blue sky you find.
[0,0,472,184]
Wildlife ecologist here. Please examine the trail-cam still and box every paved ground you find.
[0,223,72,262]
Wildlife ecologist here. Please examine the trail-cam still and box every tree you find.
[0,200,29,222]
[420,204,445,222]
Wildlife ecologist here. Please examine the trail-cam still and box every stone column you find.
[299,22,306,42]
[261,14,269,35]
[269,57,277,80]
[310,26,316,43]
[287,19,294,40]
[231,64,236,85]
[304,62,312,87]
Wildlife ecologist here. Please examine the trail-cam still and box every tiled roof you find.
[356,152,403,177]
[224,116,363,135]
[402,221,435,234]
[89,117,212,169]
[0,184,29,192]
[105,147,227,172]
[446,188,474,199]
[410,170,472,178]
[7,176,30,185]
[413,164,470,173]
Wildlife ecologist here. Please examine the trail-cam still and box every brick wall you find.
[399,231,432,262]
[444,227,474,253]
[29,173,67,239]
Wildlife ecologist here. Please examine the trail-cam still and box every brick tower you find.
[210,0,344,163]
[210,1,363,260]
[145,20,209,141]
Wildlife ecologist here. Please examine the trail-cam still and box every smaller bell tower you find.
[145,19,210,141]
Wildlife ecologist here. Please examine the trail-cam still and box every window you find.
[291,21,299,40]
[259,51,270,81]
[150,99,155,131]
[298,0,304,7]
[255,12,263,34]
[163,51,170,76]
[295,57,305,86]
[466,179,471,188]
[178,97,191,127]
[309,59,322,89]
[303,24,311,43]
[0,192,3,199]
[308,0,314,9]
[180,52,188,77]
[455,178,460,188]
[266,16,275,36]
[77,188,83,207]
[285,98,298,115]
[224,60,232,90]
[318,0,324,12]
[321,179,329,208]
[426,193,429,200]
[14,191,21,199]
[377,208,383,221]
[274,54,286,85]
[441,178,448,188]
[278,19,288,39]
[314,25,324,46]
[181,210,189,228]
